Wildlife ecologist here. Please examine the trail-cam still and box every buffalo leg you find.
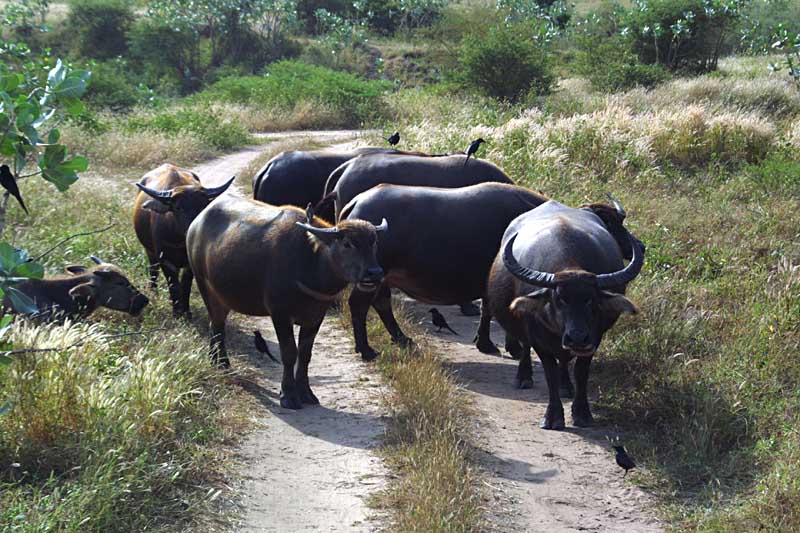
[272,314,302,410]
[537,352,565,430]
[506,333,525,360]
[371,285,412,348]
[195,277,230,368]
[146,252,159,290]
[571,356,594,427]
[514,344,533,389]
[179,268,194,319]
[474,298,500,355]
[160,263,184,318]
[559,358,574,399]
[296,318,323,405]
[349,286,380,361]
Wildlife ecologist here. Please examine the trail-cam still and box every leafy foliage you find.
[65,0,133,59]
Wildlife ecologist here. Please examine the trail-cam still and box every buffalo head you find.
[296,218,388,291]
[137,176,235,232]
[66,256,149,316]
[503,230,644,357]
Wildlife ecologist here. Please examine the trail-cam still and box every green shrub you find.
[66,0,134,59]
[575,33,669,92]
[126,106,252,150]
[195,60,392,125]
[128,18,204,93]
[459,23,553,101]
[84,59,153,110]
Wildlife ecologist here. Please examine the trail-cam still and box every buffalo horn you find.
[136,182,173,199]
[204,175,236,198]
[606,193,626,219]
[596,233,645,289]
[502,234,557,288]
[90,255,104,265]
[374,218,388,232]
[296,221,339,236]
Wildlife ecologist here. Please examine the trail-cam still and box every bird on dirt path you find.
[254,330,279,363]
[613,445,636,477]
[0,164,28,214]
[387,131,400,147]
[429,308,459,335]
[463,138,486,166]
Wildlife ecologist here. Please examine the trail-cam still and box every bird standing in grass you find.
[254,330,279,363]
[464,138,486,166]
[387,131,400,147]
[0,164,28,214]
[429,308,459,335]
[613,445,636,477]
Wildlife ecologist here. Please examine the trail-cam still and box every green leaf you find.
[42,143,66,168]
[0,74,22,93]
[59,156,88,172]
[53,75,88,99]
[12,261,44,279]
[62,98,85,116]
[0,314,12,340]
[48,128,60,144]
[7,287,38,315]
[41,166,79,191]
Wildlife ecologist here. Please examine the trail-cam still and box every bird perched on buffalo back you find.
[464,138,486,166]
[613,445,636,477]
[429,308,458,335]
[387,131,400,147]
[0,164,28,214]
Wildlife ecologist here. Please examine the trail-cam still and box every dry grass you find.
[338,301,483,532]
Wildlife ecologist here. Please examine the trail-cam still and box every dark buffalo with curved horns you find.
[252,148,402,222]
[186,196,387,409]
[340,182,548,360]
[5,256,149,320]
[485,199,645,430]
[133,164,234,318]
[324,152,514,220]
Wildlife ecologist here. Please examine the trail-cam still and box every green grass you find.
[383,56,800,530]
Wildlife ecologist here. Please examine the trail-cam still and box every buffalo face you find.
[297,218,388,291]
[510,273,638,356]
[66,257,149,316]
[137,176,235,233]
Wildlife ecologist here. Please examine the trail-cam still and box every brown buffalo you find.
[186,196,387,409]
[5,256,149,320]
[133,164,234,318]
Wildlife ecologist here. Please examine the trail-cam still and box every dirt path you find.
[400,298,662,532]
[188,131,388,533]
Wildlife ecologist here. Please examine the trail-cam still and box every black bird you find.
[0,164,28,214]
[387,131,400,147]
[429,308,458,335]
[463,138,486,166]
[254,330,279,363]
[613,445,636,477]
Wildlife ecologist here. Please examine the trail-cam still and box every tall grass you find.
[387,55,800,530]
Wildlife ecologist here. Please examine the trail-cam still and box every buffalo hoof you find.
[540,415,566,430]
[514,378,533,389]
[360,347,380,362]
[280,392,303,410]
[560,383,574,399]
[571,406,594,427]
[459,302,481,316]
[300,387,320,405]
[393,335,414,349]
[475,337,501,355]
[213,357,230,369]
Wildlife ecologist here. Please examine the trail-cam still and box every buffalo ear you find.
[69,282,96,306]
[65,265,88,275]
[509,288,550,317]
[598,291,638,315]
[142,199,171,213]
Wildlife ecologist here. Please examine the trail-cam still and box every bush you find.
[575,33,669,92]
[195,60,391,125]
[84,59,153,110]
[66,0,133,59]
[126,105,252,150]
[459,23,553,101]
[128,18,204,94]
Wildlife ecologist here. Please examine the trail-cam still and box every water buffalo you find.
[252,148,399,222]
[186,196,387,409]
[133,164,234,318]
[486,200,645,430]
[339,182,548,360]
[323,152,514,220]
[6,256,149,320]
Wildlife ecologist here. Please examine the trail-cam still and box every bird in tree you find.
[0,164,28,214]
[254,330,279,363]
[464,138,486,166]
[386,131,400,147]
[613,445,636,477]
[429,308,459,335]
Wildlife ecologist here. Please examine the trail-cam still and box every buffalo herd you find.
[8,146,647,431]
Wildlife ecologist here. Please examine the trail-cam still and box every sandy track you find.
[401,298,662,532]
[189,131,388,532]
